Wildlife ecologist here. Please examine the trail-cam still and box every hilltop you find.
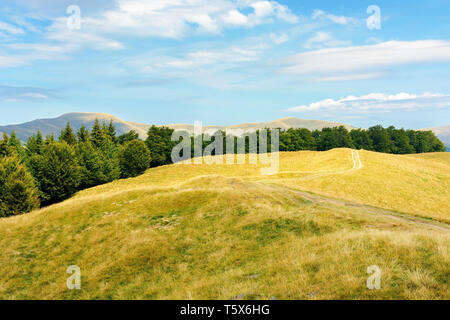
[0,113,353,142]
[0,149,448,299]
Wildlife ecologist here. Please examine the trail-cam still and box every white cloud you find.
[312,9,360,26]
[0,42,73,68]
[0,21,24,35]
[0,85,57,102]
[124,45,262,72]
[46,17,124,50]
[83,0,298,39]
[313,73,384,82]
[270,32,289,44]
[279,40,450,75]
[304,31,350,49]
[286,93,450,113]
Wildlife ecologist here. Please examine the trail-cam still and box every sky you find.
[0,0,449,129]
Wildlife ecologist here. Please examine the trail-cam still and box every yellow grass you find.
[78,149,450,222]
[0,149,448,299]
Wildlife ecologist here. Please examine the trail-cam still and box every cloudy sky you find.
[0,0,449,128]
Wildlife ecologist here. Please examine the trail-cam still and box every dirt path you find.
[351,149,363,170]
[275,185,450,233]
[262,149,363,182]
[259,149,449,232]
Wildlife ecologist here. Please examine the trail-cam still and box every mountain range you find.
[0,112,354,142]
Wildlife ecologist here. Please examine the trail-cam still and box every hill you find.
[0,149,448,299]
[0,113,353,142]
[421,124,450,147]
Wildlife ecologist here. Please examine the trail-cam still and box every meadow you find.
[0,149,448,299]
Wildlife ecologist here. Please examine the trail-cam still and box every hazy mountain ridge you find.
[0,113,354,142]
[421,125,450,147]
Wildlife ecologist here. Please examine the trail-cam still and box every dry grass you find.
[0,149,448,299]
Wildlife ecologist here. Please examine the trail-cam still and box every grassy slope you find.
[79,149,450,222]
[0,149,448,299]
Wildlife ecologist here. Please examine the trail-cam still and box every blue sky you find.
[0,0,449,129]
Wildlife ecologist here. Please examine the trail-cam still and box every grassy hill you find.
[0,149,448,299]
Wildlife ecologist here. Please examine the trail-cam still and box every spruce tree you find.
[118,130,139,145]
[60,122,77,145]
[0,133,13,158]
[77,125,90,143]
[0,155,40,217]
[76,141,104,189]
[108,120,117,143]
[25,131,44,155]
[91,119,105,148]
[29,142,81,204]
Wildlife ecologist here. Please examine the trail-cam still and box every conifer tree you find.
[77,125,90,143]
[108,120,117,143]
[29,142,81,204]
[59,122,77,145]
[0,133,13,157]
[0,155,40,217]
[91,119,105,148]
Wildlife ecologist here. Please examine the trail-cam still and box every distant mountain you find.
[0,113,151,142]
[167,117,354,135]
[0,113,355,142]
[421,125,450,148]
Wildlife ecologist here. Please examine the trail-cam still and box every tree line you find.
[0,121,445,217]
[173,125,445,156]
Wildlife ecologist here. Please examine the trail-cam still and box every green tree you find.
[107,120,117,143]
[75,141,111,189]
[0,133,13,158]
[91,119,106,148]
[7,130,26,160]
[369,125,392,153]
[316,128,338,151]
[119,140,151,178]
[77,125,90,143]
[145,126,175,167]
[101,138,121,181]
[350,129,373,150]
[25,130,44,156]
[59,122,77,145]
[44,134,55,145]
[118,130,139,145]
[29,142,81,204]
[0,155,40,217]
[388,127,414,154]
